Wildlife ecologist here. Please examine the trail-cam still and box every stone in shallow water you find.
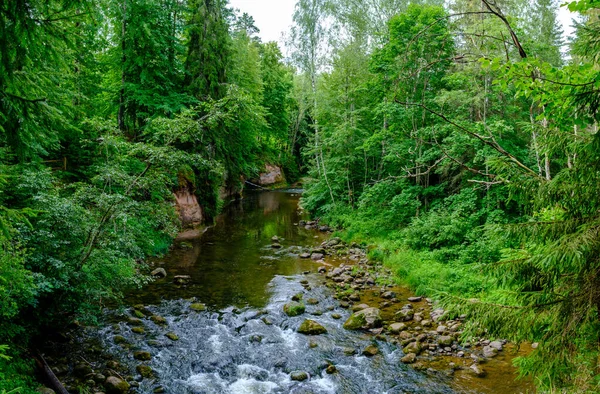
[389,322,407,333]
[470,364,487,377]
[150,315,167,325]
[104,376,130,394]
[297,319,327,335]
[489,340,503,351]
[136,365,154,378]
[173,275,191,284]
[407,296,422,302]
[401,353,417,364]
[363,344,379,357]
[134,351,151,361]
[165,332,179,341]
[343,307,382,330]
[150,268,167,278]
[290,371,309,381]
[283,302,305,317]
[190,303,206,311]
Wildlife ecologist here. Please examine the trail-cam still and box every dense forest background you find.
[2,0,600,392]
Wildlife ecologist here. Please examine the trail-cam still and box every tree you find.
[185,0,231,101]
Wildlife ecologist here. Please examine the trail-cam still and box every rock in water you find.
[489,340,504,351]
[190,303,206,311]
[173,275,191,285]
[290,371,309,381]
[136,365,154,378]
[150,268,167,278]
[389,322,407,333]
[105,376,130,394]
[401,353,417,364]
[133,351,151,361]
[343,307,382,330]
[283,302,305,317]
[483,345,498,358]
[469,364,487,377]
[363,344,379,357]
[297,319,327,335]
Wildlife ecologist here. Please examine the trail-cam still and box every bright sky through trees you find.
[230,0,576,46]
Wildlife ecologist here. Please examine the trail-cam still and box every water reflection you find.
[127,191,325,308]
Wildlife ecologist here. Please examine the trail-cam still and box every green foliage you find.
[297,0,600,390]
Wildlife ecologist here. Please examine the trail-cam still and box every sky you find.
[229,0,578,48]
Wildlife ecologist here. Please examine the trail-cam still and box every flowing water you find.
[72,191,531,394]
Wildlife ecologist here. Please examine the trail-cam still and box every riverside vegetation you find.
[1,0,600,393]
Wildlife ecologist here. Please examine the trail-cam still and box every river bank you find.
[38,191,532,394]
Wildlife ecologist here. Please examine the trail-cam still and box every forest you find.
[1,0,600,392]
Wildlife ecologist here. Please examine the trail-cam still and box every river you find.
[51,191,532,394]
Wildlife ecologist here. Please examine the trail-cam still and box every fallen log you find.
[34,352,70,394]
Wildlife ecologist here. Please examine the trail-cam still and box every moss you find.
[297,319,327,335]
[190,303,206,311]
[136,364,154,378]
[283,302,305,317]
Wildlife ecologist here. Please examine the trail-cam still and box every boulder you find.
[381,291,396,299]
[150,315,167,325]
[136,365,154,378]
[259,164,285,186]
[343,307,382,330]
[190,303,206,311]
[403,341,422,355]
[104,376,130,394]
[395,309,414,322]
[401,353,417,364]
[389,322,407,334]
[489,340,503,351]
[283,302,305,317]
[165,332,179,341]
[311,253,324,260]
[173,275,191,285]
[483,346,498,358]
[290,371,309,381]
[438,336,454,346]
[150,268,167,278]
[133,351,151,361]
[362,344,379,357]
[407,296,422,302]
[299,253,311,259]
[271,243,282,249]
[297,319,327,335]
[469,364,487,377]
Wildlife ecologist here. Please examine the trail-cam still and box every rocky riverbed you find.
[38,191,532,394]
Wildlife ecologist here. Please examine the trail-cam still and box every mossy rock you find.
[292,293,303,301]
[363,344,379,357]
[306,298,319,305]
[150,315,167,325]
[190,303,206,311]
[136,365,154,378]
[127,317,144,326]
[283,302,305,317]
[343,307,382,330]
[131,327,145,334]
[297,319,327,335]
[113,335,128,345]
[133,351,151,361]
[104,376,130,394]
[133,310,145,319]
[165,332,179,341]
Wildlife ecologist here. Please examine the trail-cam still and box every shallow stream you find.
[67,191,531,394]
